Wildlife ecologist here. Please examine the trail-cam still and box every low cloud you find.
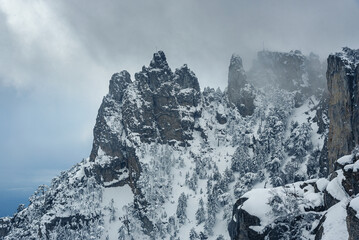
[0,0,358,216]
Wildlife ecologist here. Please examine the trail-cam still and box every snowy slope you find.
[0,51,327,240]
[228,150,359,240]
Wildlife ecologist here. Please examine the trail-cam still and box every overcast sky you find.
[1,0,359,216]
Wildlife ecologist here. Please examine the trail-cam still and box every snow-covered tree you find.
[195,198,206,225]
[286,121,313,158]
[176,193,187,224]
[231,143,254,173]
[204,191,218,235]
[189,228,199,240]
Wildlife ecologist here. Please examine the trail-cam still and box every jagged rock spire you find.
[109,70,131,101]
[136,51,173,92]
[174,64,200,92]
[227,54,255,116]
[229,54,244,73]
[327,47,359,173]
[149,50,170,70]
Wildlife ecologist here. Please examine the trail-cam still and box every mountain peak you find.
[1,48,332,240]
[149,50,169,70]
[109,70,131,101]
[227,53,255,116]
[334,47,359,67]
[229,54,243,70]
[174,64,200,92]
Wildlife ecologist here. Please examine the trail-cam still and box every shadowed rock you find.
[227,54,256,116]
[327,47,359,173]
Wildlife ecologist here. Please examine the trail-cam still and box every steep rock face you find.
[228,198,264,240]
[0,50,328,240]
[229,48,359,240]
[228,153,359,240]
[89,51,201,188]
[227,54,256,116]
[327,47,359,173]
[312,93,330,176]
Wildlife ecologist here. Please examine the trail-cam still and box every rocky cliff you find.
[229,47,359,240]
[227,54,256,116]
[229,151,359,240]
[0,50,327,240]
[88,51,201,189]
[327,47,359,173]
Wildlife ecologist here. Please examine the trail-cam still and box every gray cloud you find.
[45,0,359,89]
[1,0,359,93]
[0,0,358,216]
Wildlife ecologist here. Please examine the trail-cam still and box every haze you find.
[0,0,358,216]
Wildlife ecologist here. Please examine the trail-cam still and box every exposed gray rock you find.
[327,47,359,173]
[86,51,202,234]
[347,204,359,240]
[216,112,227,124]
[228,198,264,240]
[109,71,132,101]
[0,218,10,239]
[89,51,202,187]
[227,54,256,116]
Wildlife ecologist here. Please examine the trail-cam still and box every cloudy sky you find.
[1,0,359,216]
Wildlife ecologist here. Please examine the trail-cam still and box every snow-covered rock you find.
[0,50,327,240]
[229,47,359,240]
[327,47,359,173]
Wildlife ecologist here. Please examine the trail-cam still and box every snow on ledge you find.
[337,154,353,166]
[240,188,274,229]
[326,171,347,201]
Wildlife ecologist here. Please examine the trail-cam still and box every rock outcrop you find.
[347,203,359,240]
[228,152,359,240]
[0,50,328,240]
[227,54,256,116]
[327,47,359,173]
[229,48,359,240]
[228,198,264,240]
[85,51,203,234]
[88,51,202,189]
[0,218,10,238]
[248,50,325,107]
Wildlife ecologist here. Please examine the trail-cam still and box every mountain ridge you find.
[1,49,329,239]
[229,47,359,240]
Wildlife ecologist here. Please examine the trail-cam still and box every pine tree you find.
[267,186,303,239]
[231,144,255,174]
[188,172,198,192]
[118,225,127,240]
[223,167,235,184]
[195,198,206,225]
[189,228,199,240]
[176,193,187,224]
[205,191,217,235]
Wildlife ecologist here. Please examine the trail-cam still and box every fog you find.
[0,0,358,216]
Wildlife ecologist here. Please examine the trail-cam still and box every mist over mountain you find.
[1,1,359,220]
[5,46,357,239]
